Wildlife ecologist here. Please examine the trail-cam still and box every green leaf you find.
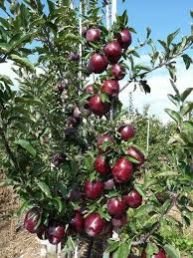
[158,40,168,50]
[146,27,151,39]
[47,0,55,13]
[170,79,180,97]
[134,184,146,199]
[10,54,35,71]
[146,243,159,257]
[53,197,63,213]
[191,10,193,18]
[0,43,10,53]
[36,181,52,198]
[164,244,181,258]
[133,204,154,218]
[181,102,193,115]
[17,200,29,217]
[167,29,180,46]
[180,87,193,102]
[0,74,13,85]
[165,108,181,124]
[182,54,193,69]
[15,139,36,157]
[113,242,131,258]
[156,171,178,177]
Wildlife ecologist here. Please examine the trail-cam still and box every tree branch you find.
[121,42,193,93]
[131,196,176,246]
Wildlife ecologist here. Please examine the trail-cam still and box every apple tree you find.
[0,1,193,257]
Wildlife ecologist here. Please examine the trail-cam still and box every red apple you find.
[84,180,104,200]
[127,146,145,166]
[84,213,106,237]
[88,94,110,116]
[97,133,114,152]
[111,214,127,228]
[124,189,142,208]
[111,63,126,80]
[104,178,115,190]
[117,28,132,49]
[101,80,120,97]
[85,84,94,94]
[107,197,126,217]
[118,124,136,141]
[24,207,41,233]
[88,53,108,74]
[47,224,65,245]
[112,157,133,183]
[104,41,122,64]
[141,248,166,258]
[86,28,101,42]
[69,211,84,233]
[94,155,111,175]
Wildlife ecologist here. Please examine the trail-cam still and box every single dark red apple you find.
[47,224,65,245]
[118,124,136,141]
[88,94,110,116]
[101,80,120,97]
[97,133,114,152]
[67,116,81,127]
[156,192,169,204]
[111,63,126,80]
[111,214,127,228]
[68,189,83,202]
[36,224,47,240]
[85,84,94,94]
[107,197,126,217]
[84,180,104,199]
[68,52,80,61]
[117,28,132,49]
[24,207,41,233]
[69,211,84,233]
[57,82,65,93]
[88,53,108,74]
[124,189,142,208]
[104,178,115,190]
[84,213,106,237]
[94,155,111,175]
[51,153,65,167]
[104,41,122,64]
[141,248,166,258]
[112,157,133,183]
[86,28,101,42]
[127,146,145,166]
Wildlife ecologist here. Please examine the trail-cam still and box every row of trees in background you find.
[0,1,192,257]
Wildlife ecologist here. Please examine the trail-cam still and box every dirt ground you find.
[0,171,42,258]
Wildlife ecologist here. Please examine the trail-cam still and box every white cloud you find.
[119,59,193,122]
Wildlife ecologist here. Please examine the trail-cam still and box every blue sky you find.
[119,0,192,40]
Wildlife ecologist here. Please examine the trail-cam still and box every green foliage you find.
[0,1,192,257]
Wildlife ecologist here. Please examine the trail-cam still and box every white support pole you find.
[106,1,111,30]
[70,0,74,9]
[146,115,150,153]
[111,0,117,23]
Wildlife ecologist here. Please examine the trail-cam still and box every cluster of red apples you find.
[23,27,166,257]
[85,27,131,116]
